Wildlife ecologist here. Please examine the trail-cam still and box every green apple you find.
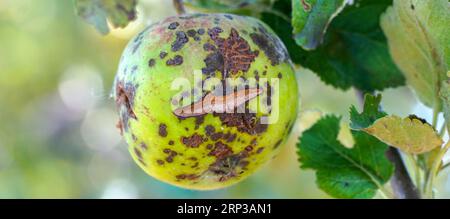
[113,13,299,190]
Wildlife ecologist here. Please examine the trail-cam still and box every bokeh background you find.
[0,0,449,198]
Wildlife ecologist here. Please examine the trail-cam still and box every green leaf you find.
[349,94,387,130]
[292,0,348,50]
[258,0,306,64]
[75,0,138,35]
[298,115,393,199]
[380,0,450,109]
[364,115,443,154]
[296,0,405,92]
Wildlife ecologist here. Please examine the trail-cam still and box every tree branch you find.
[354,89,420,199]
[173,0,186,15]
[385,147,421,199]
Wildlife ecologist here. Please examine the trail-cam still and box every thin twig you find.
[354,88,421,199]
[385,148,421,199]
[439,122,447,137]
[432,107,439,129]
[425,140,450,198]
[173,0,186,15]
[441,162,450,171]
[406,153,421,194]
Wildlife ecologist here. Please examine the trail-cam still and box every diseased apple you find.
[113,13,299,190]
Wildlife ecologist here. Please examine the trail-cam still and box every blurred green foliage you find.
[0,0,447,198]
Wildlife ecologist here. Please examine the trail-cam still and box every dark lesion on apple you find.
[115,81,138,133]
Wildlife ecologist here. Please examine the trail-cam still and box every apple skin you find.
[113,13,299,190]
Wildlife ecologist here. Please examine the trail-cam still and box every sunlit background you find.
[0,0,449,198]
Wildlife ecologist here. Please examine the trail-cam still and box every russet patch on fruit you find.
[112,13,299,190]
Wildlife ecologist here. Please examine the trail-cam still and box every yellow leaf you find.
[363,115,443,154]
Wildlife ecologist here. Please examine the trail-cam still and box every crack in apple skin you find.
[173,88,263,118]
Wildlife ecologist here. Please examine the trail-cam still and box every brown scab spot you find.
[176,174,200,180]
[148,58,155,67]
[130,65,138,74]
[205,125,215,136]
[207,148,250,182]
[223,132,230,140]
[171,31,189,52]
[159,51,168,59]
[287,122,295,136]
[273,139,282,149]
[140,143,148,151]
[134,148,143,159]
[226,133,237,143]
[239,160,250,168]
[171,98,179,106]
[256,147,264,154]
[132,41,142,54]
[164,149,178,163]
[181,133,205,148]
[138,159,146,166]
[159,123,168,137]
[194,115,205,130]
[250,26,288,66]
[166,55,183,66]
[224,14,233,20]
[210,132,224,141]
[168,22,179,30]
[203,43,216,51]
[203,28,258,78]
[202,52,223,77]
[206,144,213,150]
[187,29,197,37]
[214,112,268,135]
[115,81,138,132]
[197,28,205,35]
[157,159,165,165]
[222,133,237,143]
[134,148,146,166]
[168,140,174,145]
[191,162,199,168]
[254,70,260,81]
[278,72,283,79]
[208,142,233,159]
